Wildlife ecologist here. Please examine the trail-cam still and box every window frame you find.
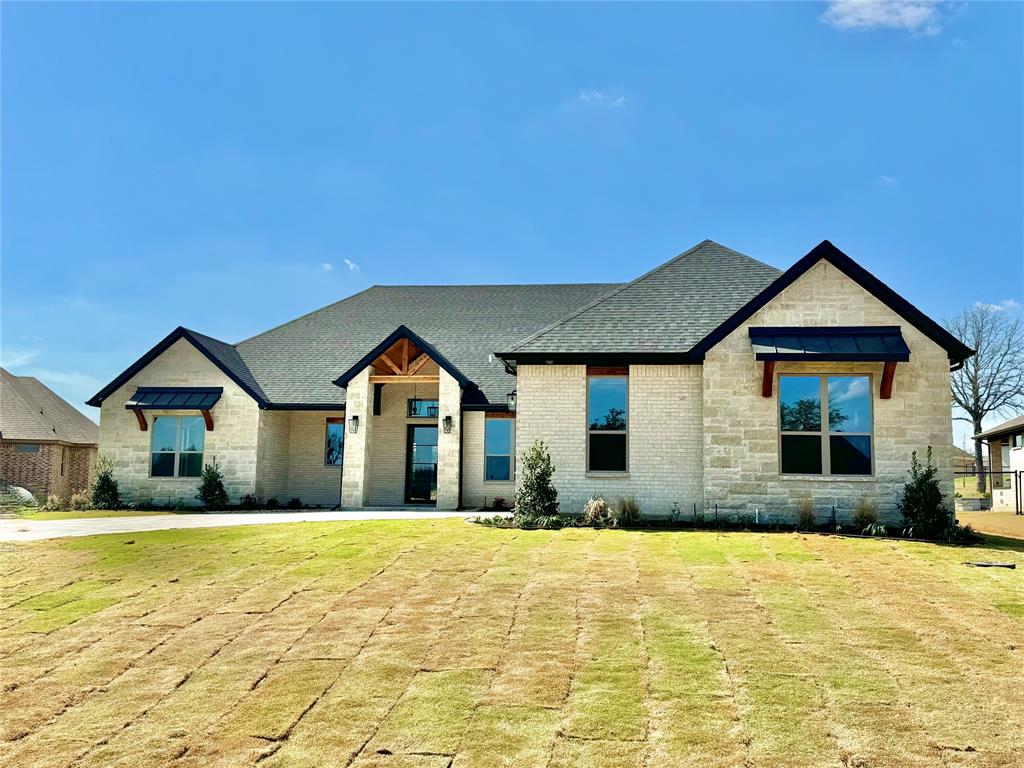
[483,414,515,483]
[60,446,66,477]
[586,372,629,474]
[149,414,206,479]
[407,399,440,418]
[778,372,874,478]
[324,417,345,467]
[14,443,40,453]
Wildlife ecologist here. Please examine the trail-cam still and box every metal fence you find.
[954,469,1022,515]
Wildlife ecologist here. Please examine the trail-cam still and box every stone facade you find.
[1,441,95,501]
[516,364,704,517]
[366,376,439,507]
[702,260,953,523]
[435,369,462,510]
[255,409,345,507]
[462,411,516,510]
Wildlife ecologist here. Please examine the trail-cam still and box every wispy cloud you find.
[563,88,626,111]
[320,262,334,272]
[878,175,898,186]
[975,299,1022,312]
[821,1,947,36]
[0,346,41,368]
[343,259,360,272]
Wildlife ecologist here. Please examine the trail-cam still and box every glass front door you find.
[405,425,438,504]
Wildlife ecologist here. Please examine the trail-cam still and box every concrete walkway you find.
[0,510,486,542]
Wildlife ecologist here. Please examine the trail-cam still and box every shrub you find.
[852,499,877,531]
[239,494,260,510]
[864,522,889,537]
[196,459,229,510]
[794,498,816,531]
[287,497,303,510]
[69,492,90,511]
[91,455,121,509]
[897,447,951,539]
[581,495,612,527]
[513,441,558,517]
[42,494,63,511]
[266,498,280,509]
[612,497,641,527]
[490,496,511,511]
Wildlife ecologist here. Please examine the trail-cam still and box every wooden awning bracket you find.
[880,361,897,399]
[761,360,776,398]
[132,408,148,431]
[201,409,214,431]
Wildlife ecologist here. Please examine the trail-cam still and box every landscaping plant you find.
[581,495,612,526]
[68,492,90,511]
[196,458,229,510]
[852,498,877,531]
[91,455,121,509]
[513,440,558,517]
[794,498,816,531]
[612,496,641,527]
[897,447,951,538]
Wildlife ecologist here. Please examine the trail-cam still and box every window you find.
[484,417,514,481]
[408,399,439,418]
[1013,433,1023,449]
[151,415,205,478]
[325,418,345,465]
[14,443,39,453]
[587,374,628,472]
[779,374,872,476]
[60,447,66,477]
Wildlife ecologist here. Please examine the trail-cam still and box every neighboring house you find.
[88,240,972,520]
[974,415,1023,514]
[1,368,99,500]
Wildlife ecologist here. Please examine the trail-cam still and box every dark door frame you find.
[405,424,438,505]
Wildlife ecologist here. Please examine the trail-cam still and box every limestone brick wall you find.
[461,411,516,510]
[256,410,291,501]
[98,338,261,505]
[286,411,344,507]
[515,364,703,517]
[436,369,462,510]
[366,380,440,507]
[341,368,373,508]
[702,259,955,524]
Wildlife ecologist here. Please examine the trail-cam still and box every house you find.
[974,415,1023,514]
[1,368,99,501]
[87,240,972,520]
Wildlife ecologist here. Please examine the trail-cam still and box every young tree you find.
[513,440,558,516]
[945,304,1024,492]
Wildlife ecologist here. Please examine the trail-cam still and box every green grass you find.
[1,520,1022,768]
[955,474,992,499]
[14,508,173,520]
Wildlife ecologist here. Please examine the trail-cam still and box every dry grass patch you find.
[1,520,1022,767]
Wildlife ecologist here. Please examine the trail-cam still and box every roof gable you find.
[1,368,99,444]
[691,240,974,363]
[333,325,473,389]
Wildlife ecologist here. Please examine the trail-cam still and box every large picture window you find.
[325,418,345,465]
[587,374,628,472]
[779,374,872,476]
[484,417,514,481]
[151,415,205,478]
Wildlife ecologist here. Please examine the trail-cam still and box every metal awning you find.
[125,387,223,410]
[748,326,910,362]
[124,387,222,431]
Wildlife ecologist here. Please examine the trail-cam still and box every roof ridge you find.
[504,239,761,354]
[235,285,380,345]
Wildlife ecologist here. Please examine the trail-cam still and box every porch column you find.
[436,368,462,510]
[341,367,374,508]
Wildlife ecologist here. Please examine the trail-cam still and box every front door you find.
[405,425,438,504]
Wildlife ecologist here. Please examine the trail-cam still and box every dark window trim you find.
[324,417,345,466]
[150,414,206,479]
[484,413,515,483]
[586,372,629,474]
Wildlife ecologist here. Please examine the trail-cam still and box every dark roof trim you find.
[498,352,702,368]
[332,325,474,389]
[461,403,514,412]
[125,387,223,410]
[691,240,974,364]
[749,326,911,363]
[264,403,346,411]
[87,327,270,408]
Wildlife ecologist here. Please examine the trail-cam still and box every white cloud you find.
[878,175,897,185]
[0,347,41,368]
[821,1,946,36]
[564,89,627,110]
[343,259,360,272]
[974,299,1022,312]
[320,262,333,272]
[952,37,967,48]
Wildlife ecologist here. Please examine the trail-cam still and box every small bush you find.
[196,458,229,510]
[490,496,512,511]
[239,494,260,510]
[266,498,280,509]
[513,441,558,516]
[897,447,951,539]
[794,498,816,531]
[612,497,641,527]
[42,494,63,511]
[581,495,612,527]
[69,492,91,511]
[852,499,877,531]
[91,455,121,509]
[287,497,302,510]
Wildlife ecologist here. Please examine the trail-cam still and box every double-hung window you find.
[151,415,206,478]
[587,373,628,472]
[325,418,345,465]
[484,416,514,481]
[779,374,873,476]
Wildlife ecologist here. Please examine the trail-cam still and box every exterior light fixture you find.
[442,415,453,434]
[349,415,359,434]
[506,391,517,412]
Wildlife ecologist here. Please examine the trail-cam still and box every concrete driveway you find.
[0,510,486,542]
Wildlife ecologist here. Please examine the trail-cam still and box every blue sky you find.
[2,2,1021,448]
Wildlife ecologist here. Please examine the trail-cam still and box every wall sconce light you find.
[349,415,359,434]
[442,415,453,434]
[506,390,517,412]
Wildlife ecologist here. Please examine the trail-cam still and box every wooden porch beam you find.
[407,353,431,376]
[377,352,404,376]
[401,337,410,373]
[132,408,148,431]
[880,361,897,400]
[368,375,439,384]
[761,360,776,398]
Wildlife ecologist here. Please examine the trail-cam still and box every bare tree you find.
[945,305,1024,491]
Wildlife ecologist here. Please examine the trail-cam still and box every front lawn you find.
[1,520,1022,768]
[12,508,172,521]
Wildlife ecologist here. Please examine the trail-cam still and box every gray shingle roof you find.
[235,283,618,406]
[1,368,99,444]
[503,240,782,355]
[975,415,1024,441]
